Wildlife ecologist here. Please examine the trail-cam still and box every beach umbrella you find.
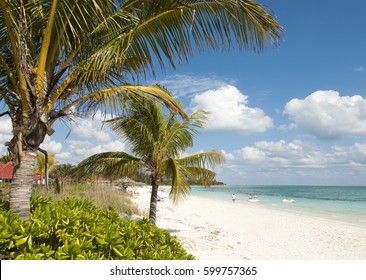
[115,177,136,191]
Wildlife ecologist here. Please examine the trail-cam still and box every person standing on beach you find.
[232,194,236,203]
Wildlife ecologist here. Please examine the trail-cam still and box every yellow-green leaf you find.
[15,237,28,246]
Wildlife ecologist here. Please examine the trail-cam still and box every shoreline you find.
[132,185,366,260]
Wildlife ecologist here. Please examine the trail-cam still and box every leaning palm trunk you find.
[9,150,37,220]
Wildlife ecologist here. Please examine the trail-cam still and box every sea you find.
[190,185,366,227]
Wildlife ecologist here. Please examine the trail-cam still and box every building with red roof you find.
[0,163,40,183]
[0,162,13,182]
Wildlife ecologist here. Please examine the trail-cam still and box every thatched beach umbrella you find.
[115,177,136,191]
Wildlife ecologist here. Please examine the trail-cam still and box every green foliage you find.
[0,197,194,260]
[0,183,10,201]
[46,183,140,216]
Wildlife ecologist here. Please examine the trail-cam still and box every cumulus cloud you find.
[40,136,63,154]
[234,140,366,168]
[58,114,127,164]
[221,150,235,161]
[284,90,366,139]
[191,85,273,134]
[73,111,113,143]
[331,143,366,165]
[51,111,127,164]
[219,140,366,184]
[0,116,12,154]
[57,139,125,164]
[236,140,328,168]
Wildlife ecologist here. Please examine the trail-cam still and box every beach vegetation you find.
[44,182,140,216]
[77,100,224,225]
[0,196,194,260]
[0,0,282,220]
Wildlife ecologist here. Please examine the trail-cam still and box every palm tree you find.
[34,153,56,190]
[50,163,75,193]
[0,1,281,219]
[78,100,224,225]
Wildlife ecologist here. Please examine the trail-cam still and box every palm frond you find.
[50,84,187,126]
[160,109,208,157]
[177,150,224,169]
[77,151,142,178]
[181,166,217,186]
[88,0,283,76]
[106,101,165,159]
[163,157,191,203]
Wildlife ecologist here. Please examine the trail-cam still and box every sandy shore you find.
[131,186,366,260]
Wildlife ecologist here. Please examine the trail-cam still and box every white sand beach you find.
[132,186,366,260]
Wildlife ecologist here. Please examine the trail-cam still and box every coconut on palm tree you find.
[77,100,224,225]
[0,0,282,219]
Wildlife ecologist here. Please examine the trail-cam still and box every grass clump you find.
[34,183,140,216]
[0,196,194,260]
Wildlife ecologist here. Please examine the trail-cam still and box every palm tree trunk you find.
[149,180,159,226]
[10,150,37,220]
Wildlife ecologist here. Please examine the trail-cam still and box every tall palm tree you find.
[78,101,224,225]
[0,0,281,219]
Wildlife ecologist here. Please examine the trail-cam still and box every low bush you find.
[0,197,194,260]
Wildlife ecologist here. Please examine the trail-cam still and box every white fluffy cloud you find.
[0,116,12,154]
[73,111,113,143]
[57,112,127,164]
[191,85,273,134]
[220,140,366,184]
[284,90,366,139]
[236,140,328,168]
[64,139,126,163]
[40,136,63,154]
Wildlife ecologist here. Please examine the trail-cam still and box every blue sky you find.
[2,0,366,185]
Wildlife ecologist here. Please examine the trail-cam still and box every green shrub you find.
[0,197,194,260]
[0,183,10,201]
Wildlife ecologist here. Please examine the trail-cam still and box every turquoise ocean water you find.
[190,185,366,227]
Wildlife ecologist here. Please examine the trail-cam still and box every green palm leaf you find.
[77,152,142,178]
[163,157,191,203]
[177,151,224,169]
